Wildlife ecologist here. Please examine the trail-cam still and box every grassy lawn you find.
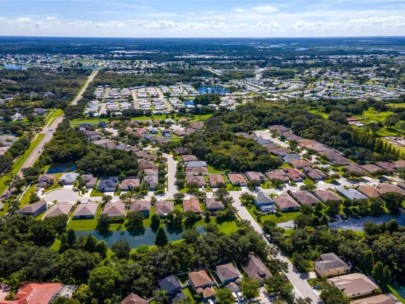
[382,138,405,155]
[45,109,64,126]
[387,103,405,109]
[308,108,328,119]
[248,206,300,224]
[68,218,98,230]
[90,188,103,197]
[19,184,37,207]
[354,107,393,124]
[207,166,224,174]
[388,284,405,304]
[70,118,109,128]
[0,133,45,195]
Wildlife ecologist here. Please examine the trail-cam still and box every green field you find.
[0,133,45,196]
[45,109,64,126]
[248,207,300,224]
[387,103,405,109]
[354,108,394,124]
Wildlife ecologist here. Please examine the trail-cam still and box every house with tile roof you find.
[242,253,272,283]
[102,201,126,217]
[274,194,300,212]
[216,263,242,285]
[0,282,63,304]
[205,198,224,212]
[129,200,151,217]
[73,202,99,219]
[183,197,202,213]
[291,191,321,206]
[328,273,380,298]
[155,201,174,217]
[315,253,350,278]
[18,200,47,217]
[121,293,148,304]
[44,202,73,219]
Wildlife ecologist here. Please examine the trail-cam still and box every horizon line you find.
[0,35,405,40]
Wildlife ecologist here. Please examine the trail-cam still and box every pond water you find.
[198,86,230,95]
[76,226,205,248]
[47,163,77,174]
[328,214,405,231]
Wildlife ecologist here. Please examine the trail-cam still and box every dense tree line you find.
[182,129,282,172]
[203,103,400,163]
[38,121,138,177]
[0,213,270,303]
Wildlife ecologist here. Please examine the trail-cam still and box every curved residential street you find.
[229,191,321,303]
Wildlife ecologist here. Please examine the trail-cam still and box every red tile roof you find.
[0,283,62,304]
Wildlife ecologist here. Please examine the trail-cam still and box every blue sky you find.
[0,0,404,37]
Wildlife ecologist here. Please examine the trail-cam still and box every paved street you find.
[163,153,178,199]
[229,191,321,303]
[71,70,98,105]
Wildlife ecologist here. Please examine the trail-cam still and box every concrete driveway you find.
[43,187,99,203]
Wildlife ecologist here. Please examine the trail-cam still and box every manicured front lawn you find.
[68,218,98,230]
[90,188,103,197]
[207,166,224,174]
[248,206,301,224]
[19,184,37,207]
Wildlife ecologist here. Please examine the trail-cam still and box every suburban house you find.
[265,169,289,183]
[358,185,384,198]
[242,253,272,283]
[73,202,99,219]
[361,164,385,174]
[315,253,350,278]
[18,200,47,217]
[291,191,320,206]
[186,167,208,175]
[140,161,158,170]
[37,174,54,188]
[183,197,202,213]
[289,159,312,169]
[155,200,174,217]
[59,173,79,185]
[174,147,188,155]
[99,177,119,192]
[216,263,242,285]
[274,194,300,212]
[188,270,215,299]
[119,178,140,191]
[205,198,224,212]
[336,186,367,200]
[102,201,126,217]
[314,189,342,203]
[44,202,73,219]
[254,191,275,213]
[121,293,148,304]
[144,174,158,190]
[351,294,399,304]
[0,283,63,304]
[186,175,206,187]
[304,167,327,181]
[182,155,198,162]
[327,273,380,298]
[283,153,301,163]
[245,171,267,183]
[129,200,151,217]
[158,275,182,298]
[208,174,225,188]
[228,173,247,186]
[376,183,405,196]
[82,174,97,189]
[185,161,207,169]
[284,168,304,182]
[376,161,396,173]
